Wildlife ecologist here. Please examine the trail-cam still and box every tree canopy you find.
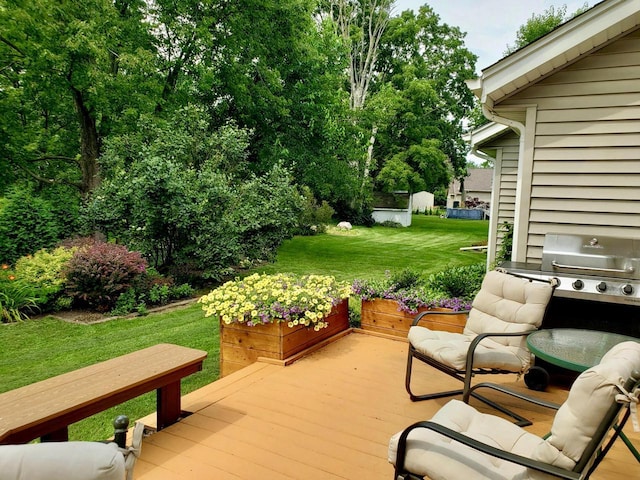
[504,3,590,55]
[0,0,479,270]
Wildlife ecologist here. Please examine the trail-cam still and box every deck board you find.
[134,332,640,480]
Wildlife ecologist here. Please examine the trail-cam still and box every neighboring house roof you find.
[467,0,640,107]
[449,168,493,196]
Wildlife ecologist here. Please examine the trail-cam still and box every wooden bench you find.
[0,343,207,445]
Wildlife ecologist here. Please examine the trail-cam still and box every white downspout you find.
[469,145,494,165]
[481,105,527,262]
[470,145,498,269]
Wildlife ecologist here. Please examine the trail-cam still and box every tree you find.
[374,5,477,190]
[325,0,394,110]
[505,3,590,55]
[0,0,158,195]
[86,107,303,278]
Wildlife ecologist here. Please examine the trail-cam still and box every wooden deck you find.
[133,331,640,479]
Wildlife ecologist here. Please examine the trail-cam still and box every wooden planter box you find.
[220,298,349,377]
[360,298,467,337]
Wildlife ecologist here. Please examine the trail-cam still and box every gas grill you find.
[501,233,640,338]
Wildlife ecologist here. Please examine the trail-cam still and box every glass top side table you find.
[526,328,640,463]
[526,328,638,373]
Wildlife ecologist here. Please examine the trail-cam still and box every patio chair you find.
[0,416,144,480]
[390,341,640,480]
[405,269,556,426]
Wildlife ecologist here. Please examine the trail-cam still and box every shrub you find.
[496,221,514,264]
[296,187,335,235]
[109,268,195,317]
[65,242,148,311]
[389,269,422,291]
[0,265,38,322]
[428,263,486,299]
[110,288,142,317]
[14,246,76,310]
[0,188,61,264]
[86,117,303,281]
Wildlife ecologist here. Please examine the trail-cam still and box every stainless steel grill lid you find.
[541,233,640,280]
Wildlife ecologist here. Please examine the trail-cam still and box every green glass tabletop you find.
[527,328,639,372]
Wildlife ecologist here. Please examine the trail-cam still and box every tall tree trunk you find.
[330,0,392,210]
[71,87,101,195]
[361,124,378,198]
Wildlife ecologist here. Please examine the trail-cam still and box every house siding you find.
[498,29,640,263]
[478,131,519,262]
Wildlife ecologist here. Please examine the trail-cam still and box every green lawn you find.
[0,303,217,441]
[256,215,489,282]
[1,214,488,441]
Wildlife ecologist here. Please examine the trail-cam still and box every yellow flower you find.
[200,273,349,329]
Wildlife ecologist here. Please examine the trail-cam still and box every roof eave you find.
[463,121,511,147]
[468,0,640,106]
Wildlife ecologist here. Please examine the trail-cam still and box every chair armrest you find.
[411,310,470,326]
[466,330,533,372]
[468,330,532,350]
[394,421,580,479]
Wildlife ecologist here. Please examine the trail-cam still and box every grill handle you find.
[551,260,635,274]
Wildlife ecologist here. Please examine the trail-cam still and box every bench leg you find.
[42,427,69,442]
[157,381,182,430]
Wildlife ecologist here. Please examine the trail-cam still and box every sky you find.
[393,0,598,72]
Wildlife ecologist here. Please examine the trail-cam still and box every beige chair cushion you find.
[0,441,125,480]
[389,341,640,479]
[531,341,640,468]
[408,270,554,371]
[388,399,557,480]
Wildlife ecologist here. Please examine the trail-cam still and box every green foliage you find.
[0,189,62,264]
[389,268,423,291]
[376,139,450,194]
[216,165,304,270]
[496,221,514,264]
[110,289,142,317]
[65,242,148,311]
[376,6,478,180]
[505,3,590,55]
[0,266,39,322]
[376,156,423,193]
[428,263,487,299]
[0,0,158,194]
[14,246,76,309]
[110,273,195,317]
[87,110,302,280]
[296,186,336,235]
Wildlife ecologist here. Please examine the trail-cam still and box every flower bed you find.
[218,298,349,376]
[360,299,467,337]
[352,268,476,338]
[199,273,352,376]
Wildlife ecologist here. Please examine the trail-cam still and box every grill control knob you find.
[622,284,634,295]
[596,281,607,293]
[572,279,584,290]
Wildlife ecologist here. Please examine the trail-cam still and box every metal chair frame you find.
[405,271,557,427]
[394,372,640,480]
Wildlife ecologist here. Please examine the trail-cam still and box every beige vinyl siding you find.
[498,29,640,263]
[480,131,519,259]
